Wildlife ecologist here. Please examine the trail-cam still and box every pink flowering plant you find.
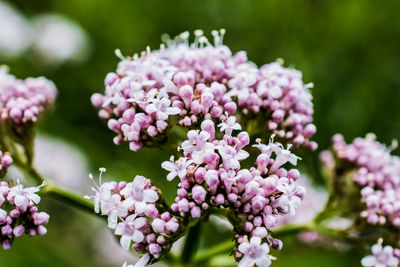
[1,30,399,267]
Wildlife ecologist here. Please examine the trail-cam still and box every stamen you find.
[114,49,125,60]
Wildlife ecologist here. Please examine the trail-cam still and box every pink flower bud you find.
[32,212,50,225]
[251,227,268,238]
[91,93,104,108]
[272,109,285,123]
[9,209,20,219]
[190,206,201,218]
[37,225,47,236]
[146,233,156,244]
[149,243,162,256]
[165,220,179,233]
[2,225,12,236]
[13,225,25,237]
[201,120,215,141]
[215,194,225,205]
[179,85,194,108]
[177,198,190,213]
[152,218,166,233]
[2,240,12,250]
[224,102,237,114]
[204,170,219,187]
[192,185,207,204]
[0,209,7,224]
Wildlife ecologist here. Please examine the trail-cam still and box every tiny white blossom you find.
[277,182,302,216]
[161,156,193,181]
[115,214,147,250]
[122,253,151,267]
[217,115,241,135]
[238,236,271,267]
[145,89,180,120]
[7,181,45,212]
[120,176,159,214]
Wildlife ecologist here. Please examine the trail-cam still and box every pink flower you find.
[115,214,147,250]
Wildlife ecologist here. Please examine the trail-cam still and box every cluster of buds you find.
[322,134,400,228]
[0,66,57,126]
[162,117,305,266]
[88,116,305,266]
[91,30,316,152]
[0,179,50,250]
[0,151,12,178]
[361,238,399,267]
[86,169,181,265]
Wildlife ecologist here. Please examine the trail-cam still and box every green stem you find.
[16,162,99,217]
[181,222,202,263]
[44,182,97,215]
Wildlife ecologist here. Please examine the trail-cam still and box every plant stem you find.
[16,163,99,217]
[181,222,202,264]
[44,182,96,215]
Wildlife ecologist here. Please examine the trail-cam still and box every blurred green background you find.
[1,0,400,266]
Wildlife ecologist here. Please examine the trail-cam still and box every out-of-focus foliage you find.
[1,0,400,266]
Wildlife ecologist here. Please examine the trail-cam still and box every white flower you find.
[85,168,114,214]
[120,176,159,214]
[161,156,193,181]
[217,143,249,170]
[145,89,180,120]
[270,144,300,172]
[277,182,302,216]
[7,182,43,212]
[361,241,399,267]
[238,236,271,267]
[217,115,241,135]
[181,130,214,164]
[122,254,151,267]
[101,194,129,229]
[227,70,257,101]
[115,214,147,250]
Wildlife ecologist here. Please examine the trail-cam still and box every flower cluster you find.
[87,117,305,266]
[91,30,316,152]
[86,169,181,265]
[0,180,49,250]
[0,67,57,126]
[0,151,12,178]
[322,134,400,228]
[162,117,305,266]
[361,239,400,267]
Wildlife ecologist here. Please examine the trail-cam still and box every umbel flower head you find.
[0,152,49,250]
[88,117,305,266]
[361,238,400,267]
[0,66,57,127]
[91,30,317,152]
[322,134,400,229]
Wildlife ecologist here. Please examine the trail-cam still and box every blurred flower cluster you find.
[0,67,57,127]
[0,1,90,67]
[323,134,400,229]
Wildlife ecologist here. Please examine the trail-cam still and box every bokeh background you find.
[1,0,400,266]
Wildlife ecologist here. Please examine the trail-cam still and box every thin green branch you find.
[181,222,202,263]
